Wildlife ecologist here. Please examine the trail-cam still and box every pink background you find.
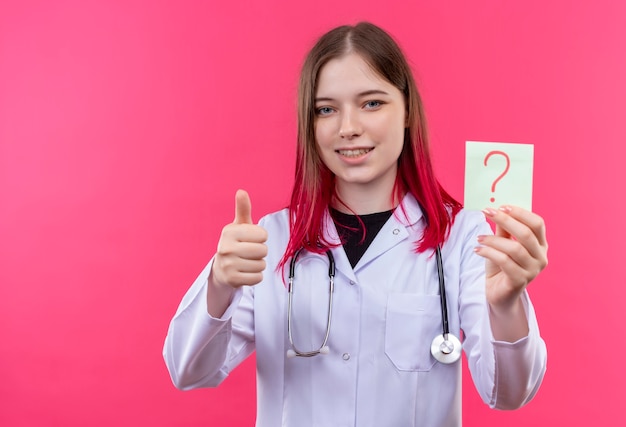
[2,0,625,425]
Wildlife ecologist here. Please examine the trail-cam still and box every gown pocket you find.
[385,294,442,372]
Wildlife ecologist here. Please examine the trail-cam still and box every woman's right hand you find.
[211,189,269,289]
[207,190,268,317]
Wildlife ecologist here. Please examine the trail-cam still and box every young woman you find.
[163,22,548,427]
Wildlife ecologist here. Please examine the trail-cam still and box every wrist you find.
[488,295,529,342]
[488,293,524,317]
[207,266,236,318]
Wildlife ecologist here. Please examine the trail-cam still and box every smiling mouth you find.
[336,148,373,157]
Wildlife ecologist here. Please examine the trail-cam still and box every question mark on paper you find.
[483,150,510,203]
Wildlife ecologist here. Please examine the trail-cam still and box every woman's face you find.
[314,53,406,198]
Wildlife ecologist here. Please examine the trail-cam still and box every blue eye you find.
[364,100,382,109]
[316,106,334,116]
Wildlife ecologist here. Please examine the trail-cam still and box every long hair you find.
[279,22,462,271]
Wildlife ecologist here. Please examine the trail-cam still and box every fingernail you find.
[499,206,512,213]
[477,235,485,243]
[482,208,497,217]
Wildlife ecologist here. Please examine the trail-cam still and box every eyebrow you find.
[314,89,390,103]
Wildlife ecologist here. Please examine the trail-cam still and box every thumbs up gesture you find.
[211,190,269,289]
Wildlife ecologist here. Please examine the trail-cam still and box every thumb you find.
[234,189,253,224]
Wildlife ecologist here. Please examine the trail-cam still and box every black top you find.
[330,208,394,268]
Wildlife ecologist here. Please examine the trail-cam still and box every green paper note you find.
[464,141,534,211]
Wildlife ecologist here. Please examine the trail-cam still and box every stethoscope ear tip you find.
[286,349,297,359]
[319,346,330,355]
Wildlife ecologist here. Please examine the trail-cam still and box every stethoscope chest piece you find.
[431,333,462,364]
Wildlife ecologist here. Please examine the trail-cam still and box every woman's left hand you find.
[476,206,548,311]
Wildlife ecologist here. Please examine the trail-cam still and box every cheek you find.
[313,126,328,162]
[371,113,405,143]
[387,117,407,157]
[392,111,408,143]
[314,122,334,149]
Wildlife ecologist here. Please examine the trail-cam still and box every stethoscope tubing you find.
[287,248,335,357]
[287,245,460,363]
[435,247,450,338]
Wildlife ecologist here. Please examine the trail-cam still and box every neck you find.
[332,180,401,215]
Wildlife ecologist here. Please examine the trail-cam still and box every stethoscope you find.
[286,246,462,364]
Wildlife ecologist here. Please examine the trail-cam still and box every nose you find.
[338,108,362,139]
